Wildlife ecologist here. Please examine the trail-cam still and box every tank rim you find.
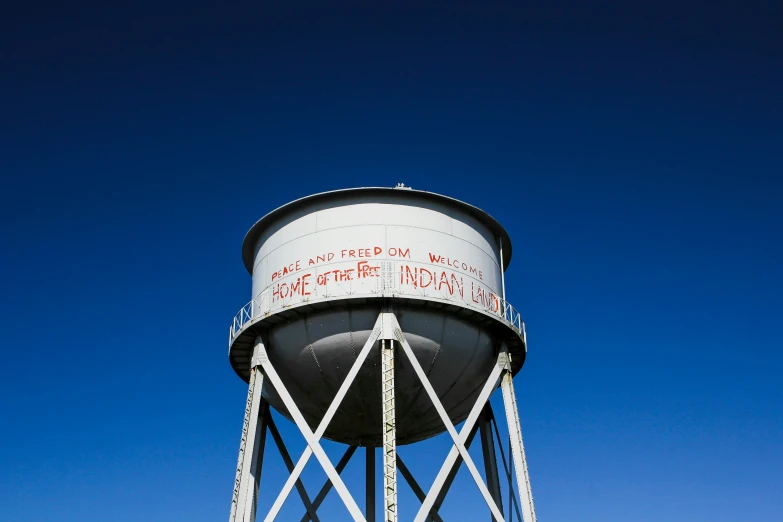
[240,186,513,274]
[227,296,527,385]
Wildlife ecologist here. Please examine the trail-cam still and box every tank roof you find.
[241,186,513,274]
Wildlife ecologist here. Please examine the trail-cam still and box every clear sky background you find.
[2,1,781,521]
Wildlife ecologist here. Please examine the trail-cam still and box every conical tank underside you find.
[259,304,498,445]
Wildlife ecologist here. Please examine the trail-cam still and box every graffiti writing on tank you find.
[263,245,502,316]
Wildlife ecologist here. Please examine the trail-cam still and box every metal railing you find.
[229,263,526,344]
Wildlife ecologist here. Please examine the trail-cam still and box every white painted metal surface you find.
[248,192,503,322]
[381,338,397,522]
[502,367,537,522]
[229,269,525,345]
[411,350,509,522]
[229,308,535,522]
[389,315,504,522]
[229,188,526,446]
[230,351,268,522]
[255,335,368,522]
[226,188,537,521]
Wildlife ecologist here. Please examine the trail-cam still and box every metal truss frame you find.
[229,310,536,522]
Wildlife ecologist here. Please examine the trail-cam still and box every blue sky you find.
[2,1,781,521]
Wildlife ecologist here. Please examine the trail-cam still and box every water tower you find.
[227,186,536,522]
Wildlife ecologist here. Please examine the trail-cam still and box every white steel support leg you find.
[381,338,397,522]
[501,365,536,522]
[244,401,268,522]
[230,349,269,522]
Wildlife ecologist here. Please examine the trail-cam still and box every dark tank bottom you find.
[258,303,501,446]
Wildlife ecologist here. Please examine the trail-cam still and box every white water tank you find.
[228,187,526,446]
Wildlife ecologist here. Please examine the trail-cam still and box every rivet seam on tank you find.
[425,343,442,376]
[308,344,324,374]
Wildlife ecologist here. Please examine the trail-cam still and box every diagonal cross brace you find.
[266,415,320,522]
[431,421,481,517]
[258,342,367,522]
[387,314,507,522]
[396,455,444,522]
[259,314,384,522]
[299,446,358,522]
